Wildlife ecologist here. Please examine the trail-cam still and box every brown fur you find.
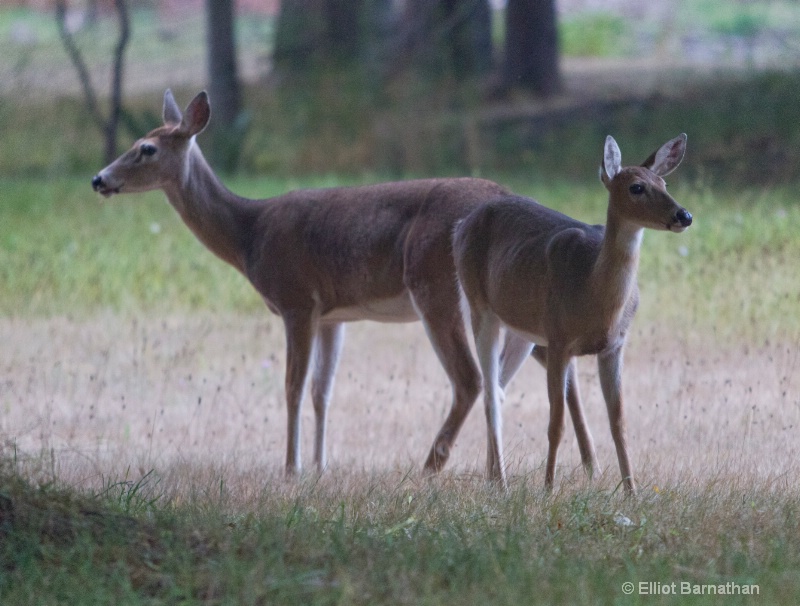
[93,90,511,475]
[453,134,692,492]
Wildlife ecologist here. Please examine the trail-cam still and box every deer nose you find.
[676,208,692,227]
[91,174,104,191]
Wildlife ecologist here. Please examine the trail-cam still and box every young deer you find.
[453,134,692,493]
[92,89,537,476]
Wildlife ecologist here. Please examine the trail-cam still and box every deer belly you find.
[504,323,548,347]
[321,293,419,323]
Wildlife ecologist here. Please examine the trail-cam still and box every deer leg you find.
[499,331,533,389]
[311,323,345,473]
[598,346,635,494]
[544,347,570,492]
[564,359,599,479]
[420,306,482,474]
[282,311,316,476]
[472,310,506,488]
[532,347,599,479]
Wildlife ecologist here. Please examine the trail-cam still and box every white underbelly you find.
[505,324,548,346]
[321,293,419,323]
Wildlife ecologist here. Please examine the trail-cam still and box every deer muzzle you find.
[91,174,120,197]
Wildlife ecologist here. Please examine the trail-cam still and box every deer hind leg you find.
[282,310,316,476]
[598,346,636,494]
[418,298,482,474]
[310,323,345,473]
[532,346,599,479]
[470,310,507,488]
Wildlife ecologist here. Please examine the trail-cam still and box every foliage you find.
[4,70,800,184]
[3,4,800,179]
[678,0,787,37]
[487,71,800,185]
[560,12,629,57]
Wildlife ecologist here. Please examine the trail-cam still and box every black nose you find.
[676,208,692,227]
[91,175,103,191]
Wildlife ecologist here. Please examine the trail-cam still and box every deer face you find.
[606,166,692,232]
[92,89,210,198]
[600,134,692,233]
[92,128,182,197]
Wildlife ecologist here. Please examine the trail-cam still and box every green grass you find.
[0,175,355,317]
[2,176,798,344]
[2,457,799,605]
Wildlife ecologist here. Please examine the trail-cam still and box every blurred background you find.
[3,0,800,184]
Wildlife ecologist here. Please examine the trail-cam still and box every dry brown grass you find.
[3,312,798,497]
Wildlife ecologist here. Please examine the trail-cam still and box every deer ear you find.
[163,89,182,125]
[180,91,211,137]
[602,135,622,182]
[642,133,686,177]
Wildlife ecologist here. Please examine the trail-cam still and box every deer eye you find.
[629,183,645,195]
[140,143,157,157]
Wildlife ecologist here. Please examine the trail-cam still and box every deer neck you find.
[590,206,643,322]
[161,139,251,273]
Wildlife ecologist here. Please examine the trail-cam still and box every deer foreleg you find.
[598,346,635,494]
[532,346,599,479]
[544,347,570,492]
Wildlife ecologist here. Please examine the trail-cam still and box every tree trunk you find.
[206,0,242,171]
[324,0,364,65]
[274,0,491,86]
[392,0,492,82]
[55,0,130,165]
[107,0,130,164]
[444,0,492,80]
[504,0,561,96]
[274,0,369,75]
[273,0,318,73]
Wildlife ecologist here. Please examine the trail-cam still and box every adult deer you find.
[92,89,537,476]
[453,134,692,494]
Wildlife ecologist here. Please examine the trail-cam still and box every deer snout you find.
[91,173,120,197]
[676,208,693,227]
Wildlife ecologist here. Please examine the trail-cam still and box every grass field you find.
[1,173,799,603]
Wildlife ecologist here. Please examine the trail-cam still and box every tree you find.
[205,0,244,172]
[273,0,371,78]
[55,0,130,164]
[395,0,492,82]
[503,0,561,96]
[273,0,492,86]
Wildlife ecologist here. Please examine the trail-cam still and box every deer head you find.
[91,89,211,197]
[600,134,692,233]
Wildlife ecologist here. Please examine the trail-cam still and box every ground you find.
[3,312,797,491]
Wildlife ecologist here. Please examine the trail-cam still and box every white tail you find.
[453,134,691,493]
[92,89,523,476]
